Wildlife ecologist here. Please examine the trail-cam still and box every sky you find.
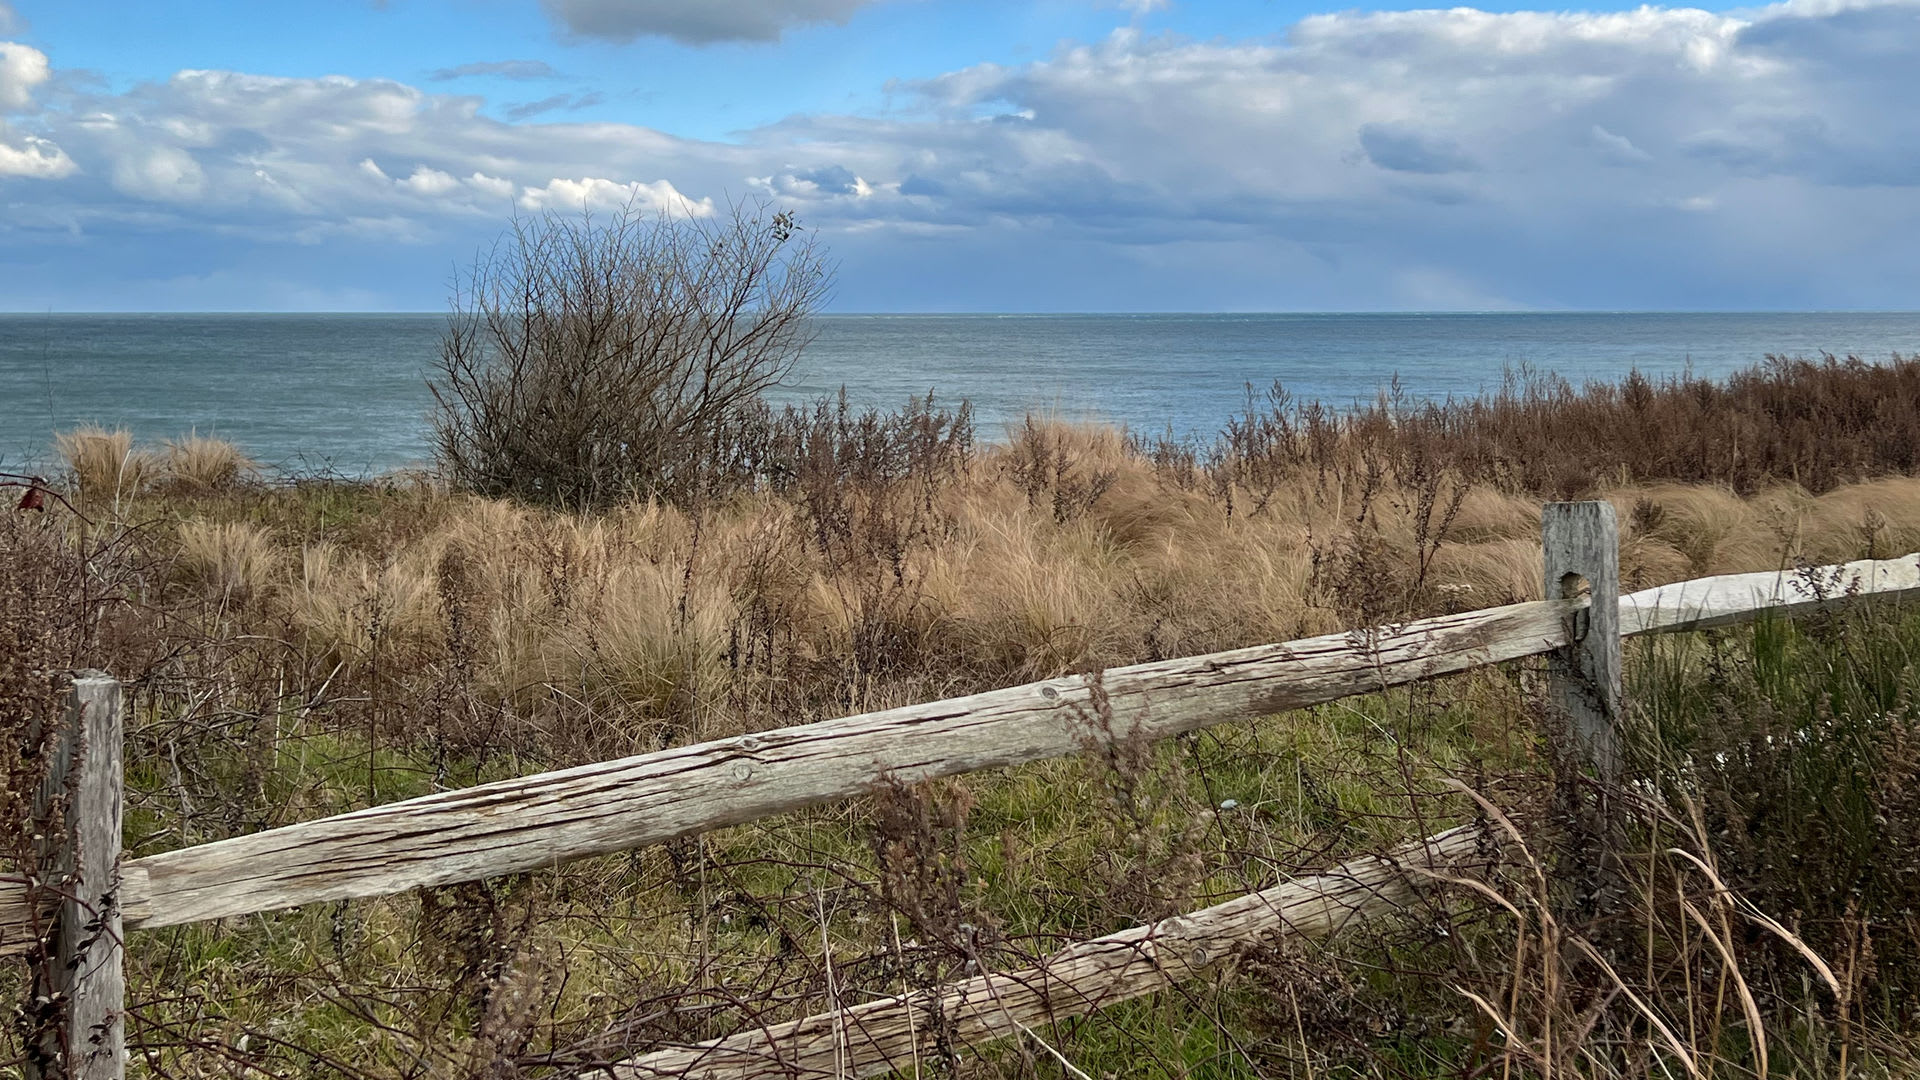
[0,0,1917,312]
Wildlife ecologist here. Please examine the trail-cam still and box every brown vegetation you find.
[100,361,1920,760]
[7,353,1920,1077]
[430,201,832,509]
[1187,354,1920,500]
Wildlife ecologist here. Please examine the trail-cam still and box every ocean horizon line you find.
[9,310,1919,472]
[6,309,1920,319]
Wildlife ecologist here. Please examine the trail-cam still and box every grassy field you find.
[6,355,1920,1077]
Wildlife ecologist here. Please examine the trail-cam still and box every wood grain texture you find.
[1543,502,1622,779]
[1620,553,1920,637]
[2,552,1915,954]
[27,676,127,1080]
[0,882,39,960]
[608,825,1499,1080]
[121,596,1579,932]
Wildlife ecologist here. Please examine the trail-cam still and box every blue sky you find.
[1,0,1918,311]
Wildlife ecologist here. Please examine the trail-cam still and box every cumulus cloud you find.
[541,0,880,44]
[427,60,559,81]
[397,165,461,197]
[9,0,1920,308]
[110,144,204,201]
[516,176,714,215]
[0,134,69,178]
[0,39,73,180]
[0,40,50,110]
[0,4,19,36]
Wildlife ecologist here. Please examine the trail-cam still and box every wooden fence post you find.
[28,672,127,1080]
[1542,502,1621,780]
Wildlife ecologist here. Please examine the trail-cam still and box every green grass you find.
[19,584,1920,1077]
[88,648,1544,1077]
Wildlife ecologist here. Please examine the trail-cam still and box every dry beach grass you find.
[9,354,1920,1077]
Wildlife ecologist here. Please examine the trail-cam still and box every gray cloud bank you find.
[3,0,1920,309]
[540,0,880,44]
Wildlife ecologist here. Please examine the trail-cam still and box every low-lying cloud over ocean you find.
[3,0,1919,310]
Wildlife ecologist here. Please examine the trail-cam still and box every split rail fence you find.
[12,501,1920,1080]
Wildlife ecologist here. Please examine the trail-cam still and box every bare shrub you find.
[0,511,147,1072]
[34,354,1920,1077]
[869,778,983,956]
[430,200,831,509]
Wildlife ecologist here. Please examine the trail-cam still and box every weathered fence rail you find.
[1621,552,1920,634]
[611,824,1498,1080]
[0,595,1587,949]
[12,504,1920,1079]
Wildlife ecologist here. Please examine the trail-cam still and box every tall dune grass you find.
[160,432,255,492]
[51,355,1920,754]
[15,353,1920,1076]
[55,426,154,511]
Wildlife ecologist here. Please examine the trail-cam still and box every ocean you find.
[3,311,1919,475]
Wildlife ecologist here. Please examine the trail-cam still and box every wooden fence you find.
[12,502,1920,1079]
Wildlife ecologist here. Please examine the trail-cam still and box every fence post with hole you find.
[1542,501,1622,781]
[28,672,128,1080]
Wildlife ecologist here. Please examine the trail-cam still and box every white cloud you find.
[0,4,19,37]
[0,40,51,110]
[541,0,880,44]
[0,133,70,178]
[516,176,714,216]
[110,144,205,201]
[399,165,461,196]
[0,41,73,180]
[466,172,516,199]
[9,0,1920,308]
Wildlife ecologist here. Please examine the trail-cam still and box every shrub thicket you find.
[12,355,1920,1075]
[430,200,831,509]
[1153,354,1920,510]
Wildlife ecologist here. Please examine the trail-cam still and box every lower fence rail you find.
[12,506,1920,1079]
[611,824,1502,1080]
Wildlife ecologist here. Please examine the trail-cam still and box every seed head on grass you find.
[175,520,279,607]
[55,425,155,511]
[161,432,256,492]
